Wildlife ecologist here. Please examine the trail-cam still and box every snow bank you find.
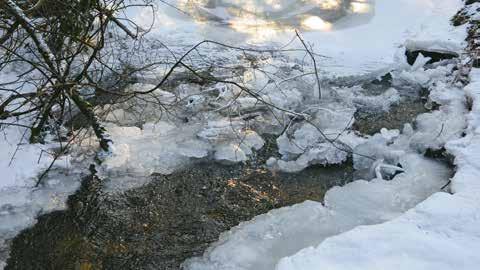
[0,71,80,268]
[0,125,77,266]
[0,126,64,188]
[183,154,450,270]
[275,69,480,270]
[0,71,66,190]
[277,192,480,270]
[0,132,77,267]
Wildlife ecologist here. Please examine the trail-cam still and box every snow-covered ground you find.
[274,68,480,270]
[180,1,480,269]
[135,0,466,77]
[1,0,478,269]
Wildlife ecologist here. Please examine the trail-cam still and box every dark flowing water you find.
[5,137,354,270]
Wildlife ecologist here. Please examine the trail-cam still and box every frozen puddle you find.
[183,154,450,270]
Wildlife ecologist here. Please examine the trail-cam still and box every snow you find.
[0,72,80,267]
[448,68,480,196]
[106,0,468,175]
[135,0,466,77]
[0,122,80,268]
[275,54,480,270]
[305,0,467,76]
[182,1,479,267]
[183,61,479,270]
[277,192,480,270]
[1,0,477,269]
[183,154,451,270]
[276,93,480,269]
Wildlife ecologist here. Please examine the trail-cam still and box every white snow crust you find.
[274,68,480,270]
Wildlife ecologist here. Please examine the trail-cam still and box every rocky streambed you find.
[5,140,354,270]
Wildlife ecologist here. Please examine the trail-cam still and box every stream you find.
[0,0,458,269]
[4,73,446,269]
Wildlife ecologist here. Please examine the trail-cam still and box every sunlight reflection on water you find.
[174,0,374,43]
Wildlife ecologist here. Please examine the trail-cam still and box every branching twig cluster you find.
[0,0,373,185]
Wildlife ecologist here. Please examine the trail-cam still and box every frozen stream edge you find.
[275,70,480,270]
[183,4,480,269]
[184,154,451,270]
[274,8,480,269]
[183,65,476,270]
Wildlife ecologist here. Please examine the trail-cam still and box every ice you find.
[409,81,466,152]
[269,101,361,172]
[335,86,401,112]
[103,83,177,126]
[353,131,403,171]
[274,70,480,270]
[185,62,465,269]
[198,119,264,163]
[182,4,473,266]
[276,193,480,270]
[94,116,266,176]
[1,0,474,268]
[98,122,210,176]
[128,0,465,77]
[273,142,349,173]
[183,154,450,270]
[405,39,463,57]
[391,54,455,88]
[269,57,460,173]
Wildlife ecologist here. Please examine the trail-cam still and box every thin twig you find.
[295,30,322,99]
